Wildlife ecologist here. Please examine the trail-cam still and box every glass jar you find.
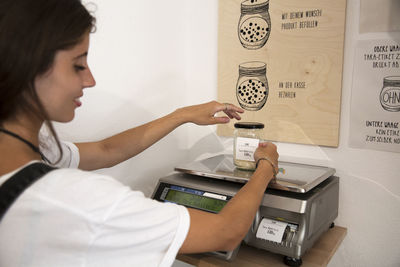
[380,76,400,112]
[236,61,269,111]
[233,122,265,170]
[238,0,271,50]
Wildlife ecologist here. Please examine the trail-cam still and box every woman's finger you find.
[224,103,244,113]
[212,116,230,124]
[225,110,242,120]
[221,103,244,120]
[215,103,244,113]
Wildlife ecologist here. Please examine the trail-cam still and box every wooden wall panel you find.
[217,0,347,147]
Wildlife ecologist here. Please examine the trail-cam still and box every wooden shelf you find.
[177,226,347,267]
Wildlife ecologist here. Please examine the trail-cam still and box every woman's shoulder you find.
[38,166,137,198]
[1,161,128,195]
[46,167,122,185]
[27,166,146,219]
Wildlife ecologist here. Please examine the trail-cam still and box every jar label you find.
[235,137,260,161]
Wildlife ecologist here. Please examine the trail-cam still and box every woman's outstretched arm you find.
[75,101,243,170]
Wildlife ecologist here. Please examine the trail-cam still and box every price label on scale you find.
[256,218,288,243]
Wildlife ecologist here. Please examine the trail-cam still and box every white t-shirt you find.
[0,133,190,267]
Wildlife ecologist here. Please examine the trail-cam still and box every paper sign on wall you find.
[349,39,400,153]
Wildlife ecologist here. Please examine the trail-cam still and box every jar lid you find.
[383,76,400,87]
[239,61,267,76]
[234,122,264,129]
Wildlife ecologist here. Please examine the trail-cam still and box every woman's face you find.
[35,33,96,122]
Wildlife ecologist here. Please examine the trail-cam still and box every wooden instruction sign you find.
[217,0,347,147]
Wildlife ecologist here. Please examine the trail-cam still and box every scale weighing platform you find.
[152,155,339,266]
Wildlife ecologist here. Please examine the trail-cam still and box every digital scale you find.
[152,155,339,266]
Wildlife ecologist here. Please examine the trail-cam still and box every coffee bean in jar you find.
[233,122,265,170]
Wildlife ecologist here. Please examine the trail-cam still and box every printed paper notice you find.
[256,218,288,243]
[235,137,259,161]
[349,39,400,153]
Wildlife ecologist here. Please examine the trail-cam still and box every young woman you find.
[0,0,279,266]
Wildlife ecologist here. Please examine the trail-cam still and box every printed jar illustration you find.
[380,76,400,112]
[236,61,269,111]
[238,0,271,50]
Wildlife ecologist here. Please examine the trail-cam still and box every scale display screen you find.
[164,188,227,213]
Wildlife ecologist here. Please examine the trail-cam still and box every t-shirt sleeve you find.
[39,126,80,168]
[57,141,80,168]
[86,187,190,267]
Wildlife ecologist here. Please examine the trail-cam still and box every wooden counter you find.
[177,226,347,267]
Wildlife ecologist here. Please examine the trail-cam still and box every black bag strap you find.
[0,162,56,221]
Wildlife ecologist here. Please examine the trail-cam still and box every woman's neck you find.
[0,116,44,175]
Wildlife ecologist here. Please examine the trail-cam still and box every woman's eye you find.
[74,65,86,71]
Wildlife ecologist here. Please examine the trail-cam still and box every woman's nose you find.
[83,68,96,88]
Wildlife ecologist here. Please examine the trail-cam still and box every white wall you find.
[57,0,400,266]
[57,0,194,195]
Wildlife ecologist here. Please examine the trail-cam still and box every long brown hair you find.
[0,0,96,163]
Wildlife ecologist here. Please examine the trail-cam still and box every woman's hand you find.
[253,142,279,172]
[177,101,244,126]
